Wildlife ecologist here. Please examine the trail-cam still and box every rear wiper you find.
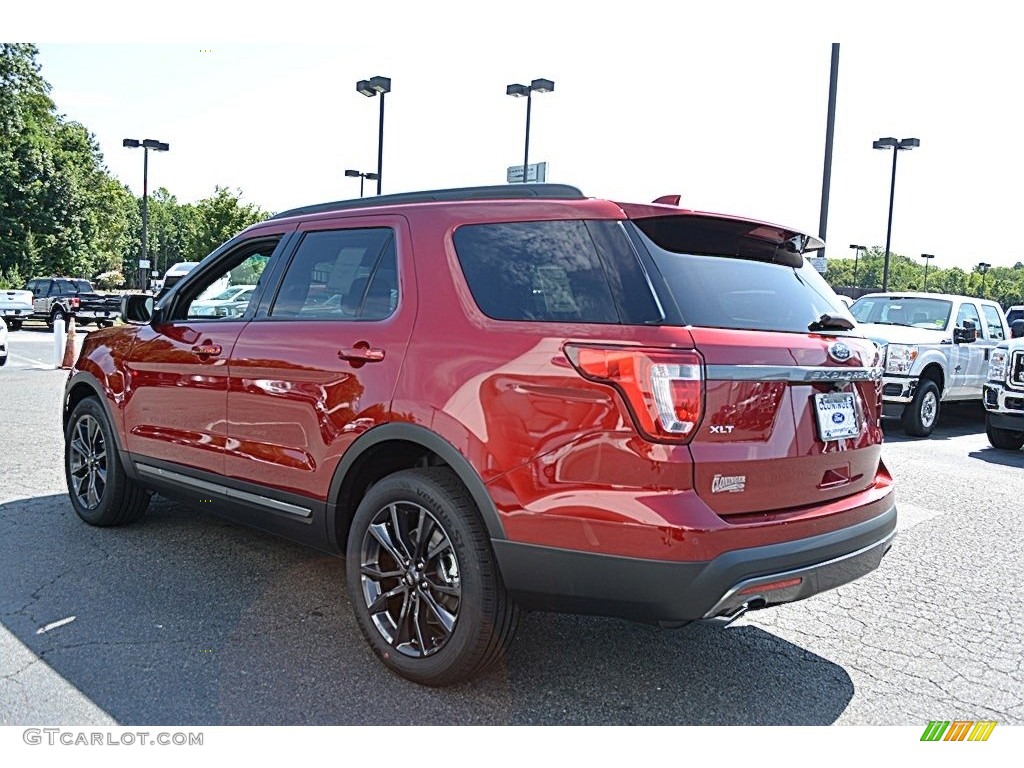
[808,313,855,332]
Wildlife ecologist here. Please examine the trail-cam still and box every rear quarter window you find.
[452,220,659,324]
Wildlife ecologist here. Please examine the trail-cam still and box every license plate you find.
[814,392,860,440]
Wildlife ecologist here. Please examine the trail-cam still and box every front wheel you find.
[986,417,1024,451]
[65,397,150,526]
[902,379,940,437]
[345,467,519,686]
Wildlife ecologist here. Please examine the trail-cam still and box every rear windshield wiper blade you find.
[808,313,855,332]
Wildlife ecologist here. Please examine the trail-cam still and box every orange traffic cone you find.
[60,315,77,369]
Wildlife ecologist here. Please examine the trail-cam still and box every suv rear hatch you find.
[623,210,882,518]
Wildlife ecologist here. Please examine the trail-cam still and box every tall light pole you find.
[920,253,935,292]
[356,76,391,195]
[849,244,867,293]
[345,169,379,198]
[123,138,169,291]
[873,136,920,293]
[506,78,554,182]
[977,262,992,298]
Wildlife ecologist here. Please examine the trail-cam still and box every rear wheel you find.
[65,397,150,526]
[345,467,519,686]
[4,319,22,331]
[902,378,940,437]
[47,308,67,331]
[986,417,1024,451]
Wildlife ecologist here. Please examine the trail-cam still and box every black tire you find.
[345,467,519,686]
[97,320,113,328]
[64,397,150,526]
[0,354,6,367]
[4,319,22,331]
[902,378,940,437]
[986,417,1024,451]
[47,308,67,331]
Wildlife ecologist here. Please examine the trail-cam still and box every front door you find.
[122,236,285,475]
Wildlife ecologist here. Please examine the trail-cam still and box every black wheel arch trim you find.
[326,422,506,549]
[64,372,140,482]
[64,372,125,451]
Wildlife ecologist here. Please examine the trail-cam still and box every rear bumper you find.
[493,500,896,624]
[76,309,119,319]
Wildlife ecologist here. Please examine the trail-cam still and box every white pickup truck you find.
[850,292,1010,437]
[982,330,1024,450]
[1,288,35,330]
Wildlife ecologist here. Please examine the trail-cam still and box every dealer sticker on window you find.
[814,392,860,441]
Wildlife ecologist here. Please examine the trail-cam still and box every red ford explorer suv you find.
[63,184,895,685]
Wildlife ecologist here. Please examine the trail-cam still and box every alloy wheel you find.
[921,391,937,428]
[359,501,461,658]
[68,415,107,509]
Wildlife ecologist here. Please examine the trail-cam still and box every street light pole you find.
[356,76,391,195]
[345,169,380,198]
[849,244,867,293]
[873,136,920,292]
[123,138,169,291]
[977,262,992,297]
[506,78,554,183]
[920,253,935,291]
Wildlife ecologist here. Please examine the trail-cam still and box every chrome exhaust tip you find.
[699,602,750,628]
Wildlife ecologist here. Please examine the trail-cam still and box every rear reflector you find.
[564,344,704,443]
[739,577,802,596]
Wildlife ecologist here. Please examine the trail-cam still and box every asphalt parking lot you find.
[1,327,1022,725]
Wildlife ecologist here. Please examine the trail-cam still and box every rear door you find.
[224,215,417,502]
[626,215,883,518]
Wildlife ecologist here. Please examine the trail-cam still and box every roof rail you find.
[267,183,585,221]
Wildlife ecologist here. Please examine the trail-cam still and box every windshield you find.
[850,296,952,329]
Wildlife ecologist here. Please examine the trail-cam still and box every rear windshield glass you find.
[631,218,852,333]
[850,296,953,330]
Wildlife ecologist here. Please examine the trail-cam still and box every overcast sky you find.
[9,1,1024,272]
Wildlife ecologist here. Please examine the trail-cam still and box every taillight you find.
[564,344,704,443]
[70,297,80,309]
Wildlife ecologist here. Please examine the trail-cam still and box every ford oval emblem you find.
[828,342,852,363]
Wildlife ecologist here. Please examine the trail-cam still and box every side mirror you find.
[1012,320,1024,339]
[953,325,978,344]
[122,293,154,325]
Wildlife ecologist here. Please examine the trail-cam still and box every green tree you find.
[186,186,268,260]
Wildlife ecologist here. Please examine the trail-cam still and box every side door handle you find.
[338,341,385,364]
[192,344,222,358]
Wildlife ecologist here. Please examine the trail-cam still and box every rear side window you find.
[630,217,852,333]
[452,220,660,324]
